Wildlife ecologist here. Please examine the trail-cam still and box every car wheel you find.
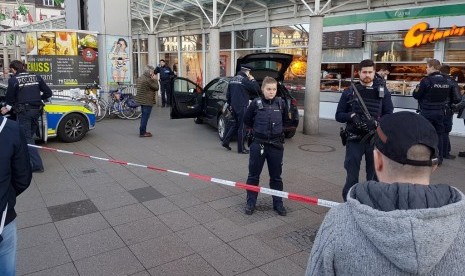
[284,130,296,138]
[217,114,226,141]
[57,113,89,143]
[194,117,203,124]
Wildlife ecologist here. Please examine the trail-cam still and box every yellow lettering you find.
[404,22,465,48]
[404,22,428,48]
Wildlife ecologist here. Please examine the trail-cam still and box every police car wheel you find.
[284,130,296,138]
[57,113,89,143]
[217,114,226,141]
[194,117,203,124]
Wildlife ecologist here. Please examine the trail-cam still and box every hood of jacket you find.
[347,181,464,274]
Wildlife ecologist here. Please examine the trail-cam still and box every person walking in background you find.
[0,116,32,275]
[135,65,159,138]
[154,59,175,107]
[1,60,52,173]
[336,59,393,201]
[243,76,290,216]
[375,63,390,85]
[439,64,461,159]
[221,65,260,154]
[306,111,465,275]
[413,59,453,165]
[220,61,226,77]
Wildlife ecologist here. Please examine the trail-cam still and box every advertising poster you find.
[106,35,131,85]
[25,30,99,89]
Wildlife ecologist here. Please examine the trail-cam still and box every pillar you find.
[208,27,220,83]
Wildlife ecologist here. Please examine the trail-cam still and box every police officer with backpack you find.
[413,59,454,165]
[336,59,393,202]
[243,76,290,216]
[0,60,52,173]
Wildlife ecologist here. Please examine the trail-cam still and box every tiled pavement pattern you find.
[16,108,465,275]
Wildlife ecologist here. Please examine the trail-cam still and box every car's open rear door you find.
[170,77,203,119]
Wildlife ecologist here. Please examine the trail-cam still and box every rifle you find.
[350,82,377,144]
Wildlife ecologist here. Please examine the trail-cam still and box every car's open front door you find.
[170,77,203,119]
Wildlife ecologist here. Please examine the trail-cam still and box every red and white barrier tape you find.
[29,144,340,208]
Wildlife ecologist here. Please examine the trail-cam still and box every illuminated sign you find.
[404,22,465,48]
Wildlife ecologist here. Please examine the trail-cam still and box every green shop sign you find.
[324,3,465,27]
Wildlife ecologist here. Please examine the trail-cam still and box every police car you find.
[170,53,299,139]
[0,83,96,143]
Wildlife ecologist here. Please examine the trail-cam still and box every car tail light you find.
[291,98,297,106]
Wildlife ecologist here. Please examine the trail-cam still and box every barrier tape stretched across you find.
[29,144,340,208]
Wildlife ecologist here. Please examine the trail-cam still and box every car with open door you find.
[0,83,96,143]
[170,53,299,139]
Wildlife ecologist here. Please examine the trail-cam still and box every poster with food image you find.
[37,31,56,55]
[77,33,98,53]
[55,31,78,56]
[26,32,38,55]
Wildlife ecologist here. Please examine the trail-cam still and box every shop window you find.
[445,37,465,63]
[235,29,266,49]
[43,0,54,6]
[271,25,309,48]
[370,40,434,62]
[322,48,363,63]
[159,36,178,52]
[220,32,231,50]
[182,35,202,51]
[182,52,203,86]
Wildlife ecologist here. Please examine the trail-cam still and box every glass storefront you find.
[235,28,267,49]
[132,38,148,80]
[369,33,435,62]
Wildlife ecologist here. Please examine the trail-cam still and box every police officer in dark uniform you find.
[336,59,393,201]
[439,65,461,159]
[243,76,290,216]
[413,59,453,165]
[221,65,260,154]
[1,60,52,173]
[154,59,175,107]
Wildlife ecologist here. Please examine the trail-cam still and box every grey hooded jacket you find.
[306,181,465,275]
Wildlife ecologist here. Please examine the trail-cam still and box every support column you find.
[303,15,324,135]
[148,34,157,67]
[208,27,220,83]
[3,48,9,74]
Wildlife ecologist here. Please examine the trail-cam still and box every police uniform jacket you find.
[413,72,452,111]
[443,74,462,111]
[154,65,174,82]
[244,96,290,142]
[335,79,393,135]
[226,72,260,114]
[0,117,32,230]
[5,72,53,108]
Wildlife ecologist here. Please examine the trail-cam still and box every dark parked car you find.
[170,53,299,139]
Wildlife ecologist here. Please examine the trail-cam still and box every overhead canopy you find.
[130,0,454,35]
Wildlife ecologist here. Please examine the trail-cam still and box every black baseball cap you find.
[374,111,439,166]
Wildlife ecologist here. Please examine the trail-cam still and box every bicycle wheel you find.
[120,98,138,119]
[95,100,108,121]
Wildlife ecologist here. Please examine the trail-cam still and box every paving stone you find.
[42,189,88,207]
[35,173,79,194]
[204,218,252,243]
[143,197,180,215]
[17,223,61,250]
[130,271,151,276]
[114,216,172,245]
[26,263,79,276]
[90,191,138,211]
[14,195,46,213]
[236,268,269,276]
[288,250,311,269]
[101,203,154,226]
[130,234,194,268]
[157,209,200,231]
[168,192,204,208]
[244,217,288,235]
[198,243,255,275]
[283,227,318,251]
[259,257,305,276]
[128,186,165,202]
[207,195,244,210]
[16,240,71,275]
[54,212,110,239]
[74,247,144,276]
[80,181,127,198]
[229,236,283,266]
[148,254,221,276]
[16,207,52,229]
[176,225,224,252]
[47,199,99,222]
[63,228,125,261]
[191,185,236,202]
[183,203,224,224]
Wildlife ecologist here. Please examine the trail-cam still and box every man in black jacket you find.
[1,60,52,173]
[0,116,32,275]
[154,59,175,107]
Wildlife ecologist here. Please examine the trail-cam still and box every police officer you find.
[439,65,461,159]
[413,59,452,165]
[375,63,390,86]
[336,59,393,201]
[154,59,175,107]
[1,60,52,173]
[221,65,260,154]
[243,76,290,216]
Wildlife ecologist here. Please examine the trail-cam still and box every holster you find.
[340,127,348,146]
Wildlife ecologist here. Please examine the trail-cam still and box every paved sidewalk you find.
[16,108,465,275]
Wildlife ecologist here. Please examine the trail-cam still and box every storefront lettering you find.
[394,9,411,18]
[404,22,465,48]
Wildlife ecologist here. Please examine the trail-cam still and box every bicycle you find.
[97,85,141,120]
